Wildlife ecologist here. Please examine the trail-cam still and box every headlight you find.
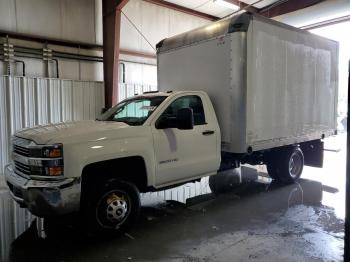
[29,144,63,158]
[29,144,64,177]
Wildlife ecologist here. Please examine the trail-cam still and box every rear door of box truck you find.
[246,17,338,151]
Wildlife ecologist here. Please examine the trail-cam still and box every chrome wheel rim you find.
[96,190,131,228]
[289,153,302,178]
[106,193,128,223]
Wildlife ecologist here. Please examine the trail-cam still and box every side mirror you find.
[101,107,108,114]
[177,108,194,130]
[156,116,177,129]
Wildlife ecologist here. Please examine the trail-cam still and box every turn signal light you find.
[48,167,63,176]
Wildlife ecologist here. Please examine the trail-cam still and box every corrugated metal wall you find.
[0,76,104,262]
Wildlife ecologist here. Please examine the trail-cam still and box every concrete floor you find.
[0,134,346,262]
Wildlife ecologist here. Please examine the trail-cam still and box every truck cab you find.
[5,91,221,233]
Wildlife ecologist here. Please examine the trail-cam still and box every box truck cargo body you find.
[157,12,338,154]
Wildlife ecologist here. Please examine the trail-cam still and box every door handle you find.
[202,130,215,136]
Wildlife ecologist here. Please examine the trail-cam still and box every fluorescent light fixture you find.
[214,0,239,10]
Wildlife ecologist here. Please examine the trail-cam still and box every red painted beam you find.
[103,0,129,108]
[259,0,326,18]
[143,0,219,21]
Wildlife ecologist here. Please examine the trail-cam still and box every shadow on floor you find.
[7,177,343,262]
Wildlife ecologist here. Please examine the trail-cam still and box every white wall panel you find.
[95,0,103,45]
[120,0,209,55]
[0,0,16,31]
[139,1,170,53]
[80,62,104,82]
[0,0,97,44]
[168,10,208,36]
[118,82,158,102]
[57,60,80,80]
[61,0,96,43]
[122,62,157,86]
[121,0,144,52]
[15,0,62,39]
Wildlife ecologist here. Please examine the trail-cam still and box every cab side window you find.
[162,95,206,125]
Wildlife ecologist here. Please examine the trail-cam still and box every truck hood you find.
[15,120,131,144]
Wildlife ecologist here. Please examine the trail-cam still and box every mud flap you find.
[300,139,324,168]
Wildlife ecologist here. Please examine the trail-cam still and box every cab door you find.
[151,94,219,186]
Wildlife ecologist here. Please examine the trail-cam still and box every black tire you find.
[43,215,78,239]
[83,179,140,235]
[266,162,278,180]
[267,147,304,184]
[43,217,61,239]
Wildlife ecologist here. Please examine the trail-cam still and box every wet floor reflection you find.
[0,167,344,262]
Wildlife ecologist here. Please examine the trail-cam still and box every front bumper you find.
[5,164,81,217]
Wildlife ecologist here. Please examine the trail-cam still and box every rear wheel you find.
[267,147,304,184]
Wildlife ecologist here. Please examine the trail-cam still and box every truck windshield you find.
[98,96,167,126]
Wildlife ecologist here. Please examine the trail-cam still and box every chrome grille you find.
[12,137,32,176]
[12,137,31,157]
[13,145,30,157]
[14,161,31,176]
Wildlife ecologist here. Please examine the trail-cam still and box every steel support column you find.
[103,0,129,108]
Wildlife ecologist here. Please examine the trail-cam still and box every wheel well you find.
[81,156,148,205]
[264,144,300,164]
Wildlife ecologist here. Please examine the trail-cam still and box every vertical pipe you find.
[6,62,10,75]
[119,62,126,83]
[112,8,122,104]
[52,59,59,78]
[14,60,25,76]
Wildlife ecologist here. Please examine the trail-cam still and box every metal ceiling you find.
[163,0,280,18]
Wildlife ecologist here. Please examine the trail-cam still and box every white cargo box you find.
[157,12,338,153]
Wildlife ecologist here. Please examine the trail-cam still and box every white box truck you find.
[157,11,338,154]
[5,12,338,234]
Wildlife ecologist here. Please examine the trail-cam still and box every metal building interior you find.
[0,0,349,261]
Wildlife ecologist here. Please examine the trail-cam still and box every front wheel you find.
[84,180,140,235]
[267,147,304,184]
